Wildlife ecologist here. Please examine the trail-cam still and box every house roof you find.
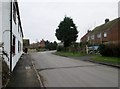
[81,31,91,40]
[91,17,120,34]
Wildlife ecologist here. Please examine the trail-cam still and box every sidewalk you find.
[5,54,41,88]
[0,57,2,89]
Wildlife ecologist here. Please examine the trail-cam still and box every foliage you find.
[98,44,120,57]
[92,55,120,64]
[55,16,78,47]
[55,51,85,57]
[57,46,65,52]
[2,60,10,87]
[45,40,58,50]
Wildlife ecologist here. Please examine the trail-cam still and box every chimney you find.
[105,18,109,24]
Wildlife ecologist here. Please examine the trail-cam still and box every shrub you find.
[57,46,64,51]
[99,44,120,57]
[2,60,10,87]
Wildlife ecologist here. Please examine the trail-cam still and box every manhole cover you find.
[25,66,31,70]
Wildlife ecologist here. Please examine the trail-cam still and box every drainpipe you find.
[10,0,12,73]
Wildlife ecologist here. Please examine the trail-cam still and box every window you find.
[97,33,101,38]
[18,41,21,53]
[104,32,107,37]
[12,35,16,54]
[91,35,95,40]
[13,3,17,24]
[18,41,19,52]
[87,36,90,41]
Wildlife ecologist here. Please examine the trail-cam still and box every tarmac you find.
[4,54,41,88]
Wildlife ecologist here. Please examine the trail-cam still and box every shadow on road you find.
[37,64,101,71]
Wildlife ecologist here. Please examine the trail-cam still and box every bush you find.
[57,46,65,52]
[99,44,120,57]
[2,60,10,87]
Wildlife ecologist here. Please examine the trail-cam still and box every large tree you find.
[55,16,78,47]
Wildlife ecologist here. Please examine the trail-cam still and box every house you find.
[81,18,120,46]
[23,39,30,52]
[39,39,45,48]
[80,30,91,44]
[1,0,23,72]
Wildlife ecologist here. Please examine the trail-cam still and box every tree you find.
[45,40,58,50]
[55,16,78,47]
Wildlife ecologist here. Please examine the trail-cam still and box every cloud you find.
[18,2,118,43]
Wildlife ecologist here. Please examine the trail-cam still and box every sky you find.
[18,0,119,43]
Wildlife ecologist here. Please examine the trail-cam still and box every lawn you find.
[54,51,86,57]
[54,51,120,66]
[91,55,120,65]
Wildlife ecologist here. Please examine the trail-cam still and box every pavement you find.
[4,54,41,88]
[0,57,2,89]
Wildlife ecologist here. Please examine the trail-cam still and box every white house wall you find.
[2,1,23,71]
[11,1,23,71]
[2,1,11,68]
[0,3,2,88]
[0,2,2,44]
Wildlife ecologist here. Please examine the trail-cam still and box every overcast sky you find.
[18,0,119,43]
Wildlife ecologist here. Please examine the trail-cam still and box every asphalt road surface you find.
[30,51,118,87]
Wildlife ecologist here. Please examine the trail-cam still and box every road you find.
[30,51,118,87]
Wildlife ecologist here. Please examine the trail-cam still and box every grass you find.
[54,51,86,57]
[54,51,120,66]
[91,55,120,65]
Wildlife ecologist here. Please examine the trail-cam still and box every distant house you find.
[81,18,120,46]
[39,39,45,48]
[58,42,64,46]
[1,0,23,71]
[80,30,91,44]
[23,39,30,53]
[23,39,30,49]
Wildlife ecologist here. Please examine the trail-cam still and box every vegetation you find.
[98,44,120,57]
[55,16,78,47]
[2,60,10,87]
[55,51,120,66]
[91,55,120,65]
[55,51,85,57]
[45,40,58,50]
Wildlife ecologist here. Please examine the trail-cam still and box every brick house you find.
[81,17,120,46]
[80,30,91,44]
[39,39,45,48]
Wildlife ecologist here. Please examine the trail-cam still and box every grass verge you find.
[54,51,120,66]
[54,51,86,57]
[91,55,120,65]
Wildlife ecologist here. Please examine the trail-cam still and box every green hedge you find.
[99,44,120,57]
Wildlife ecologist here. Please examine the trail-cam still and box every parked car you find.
[88,46,99,54]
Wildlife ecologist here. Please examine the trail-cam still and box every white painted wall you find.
[0,2,2,54]
[11,1,23,70]
[118,1,120,17]
[2,1,23,71]
[0,2,2,89]
[2,1,11,68]
[0,2,2,44]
